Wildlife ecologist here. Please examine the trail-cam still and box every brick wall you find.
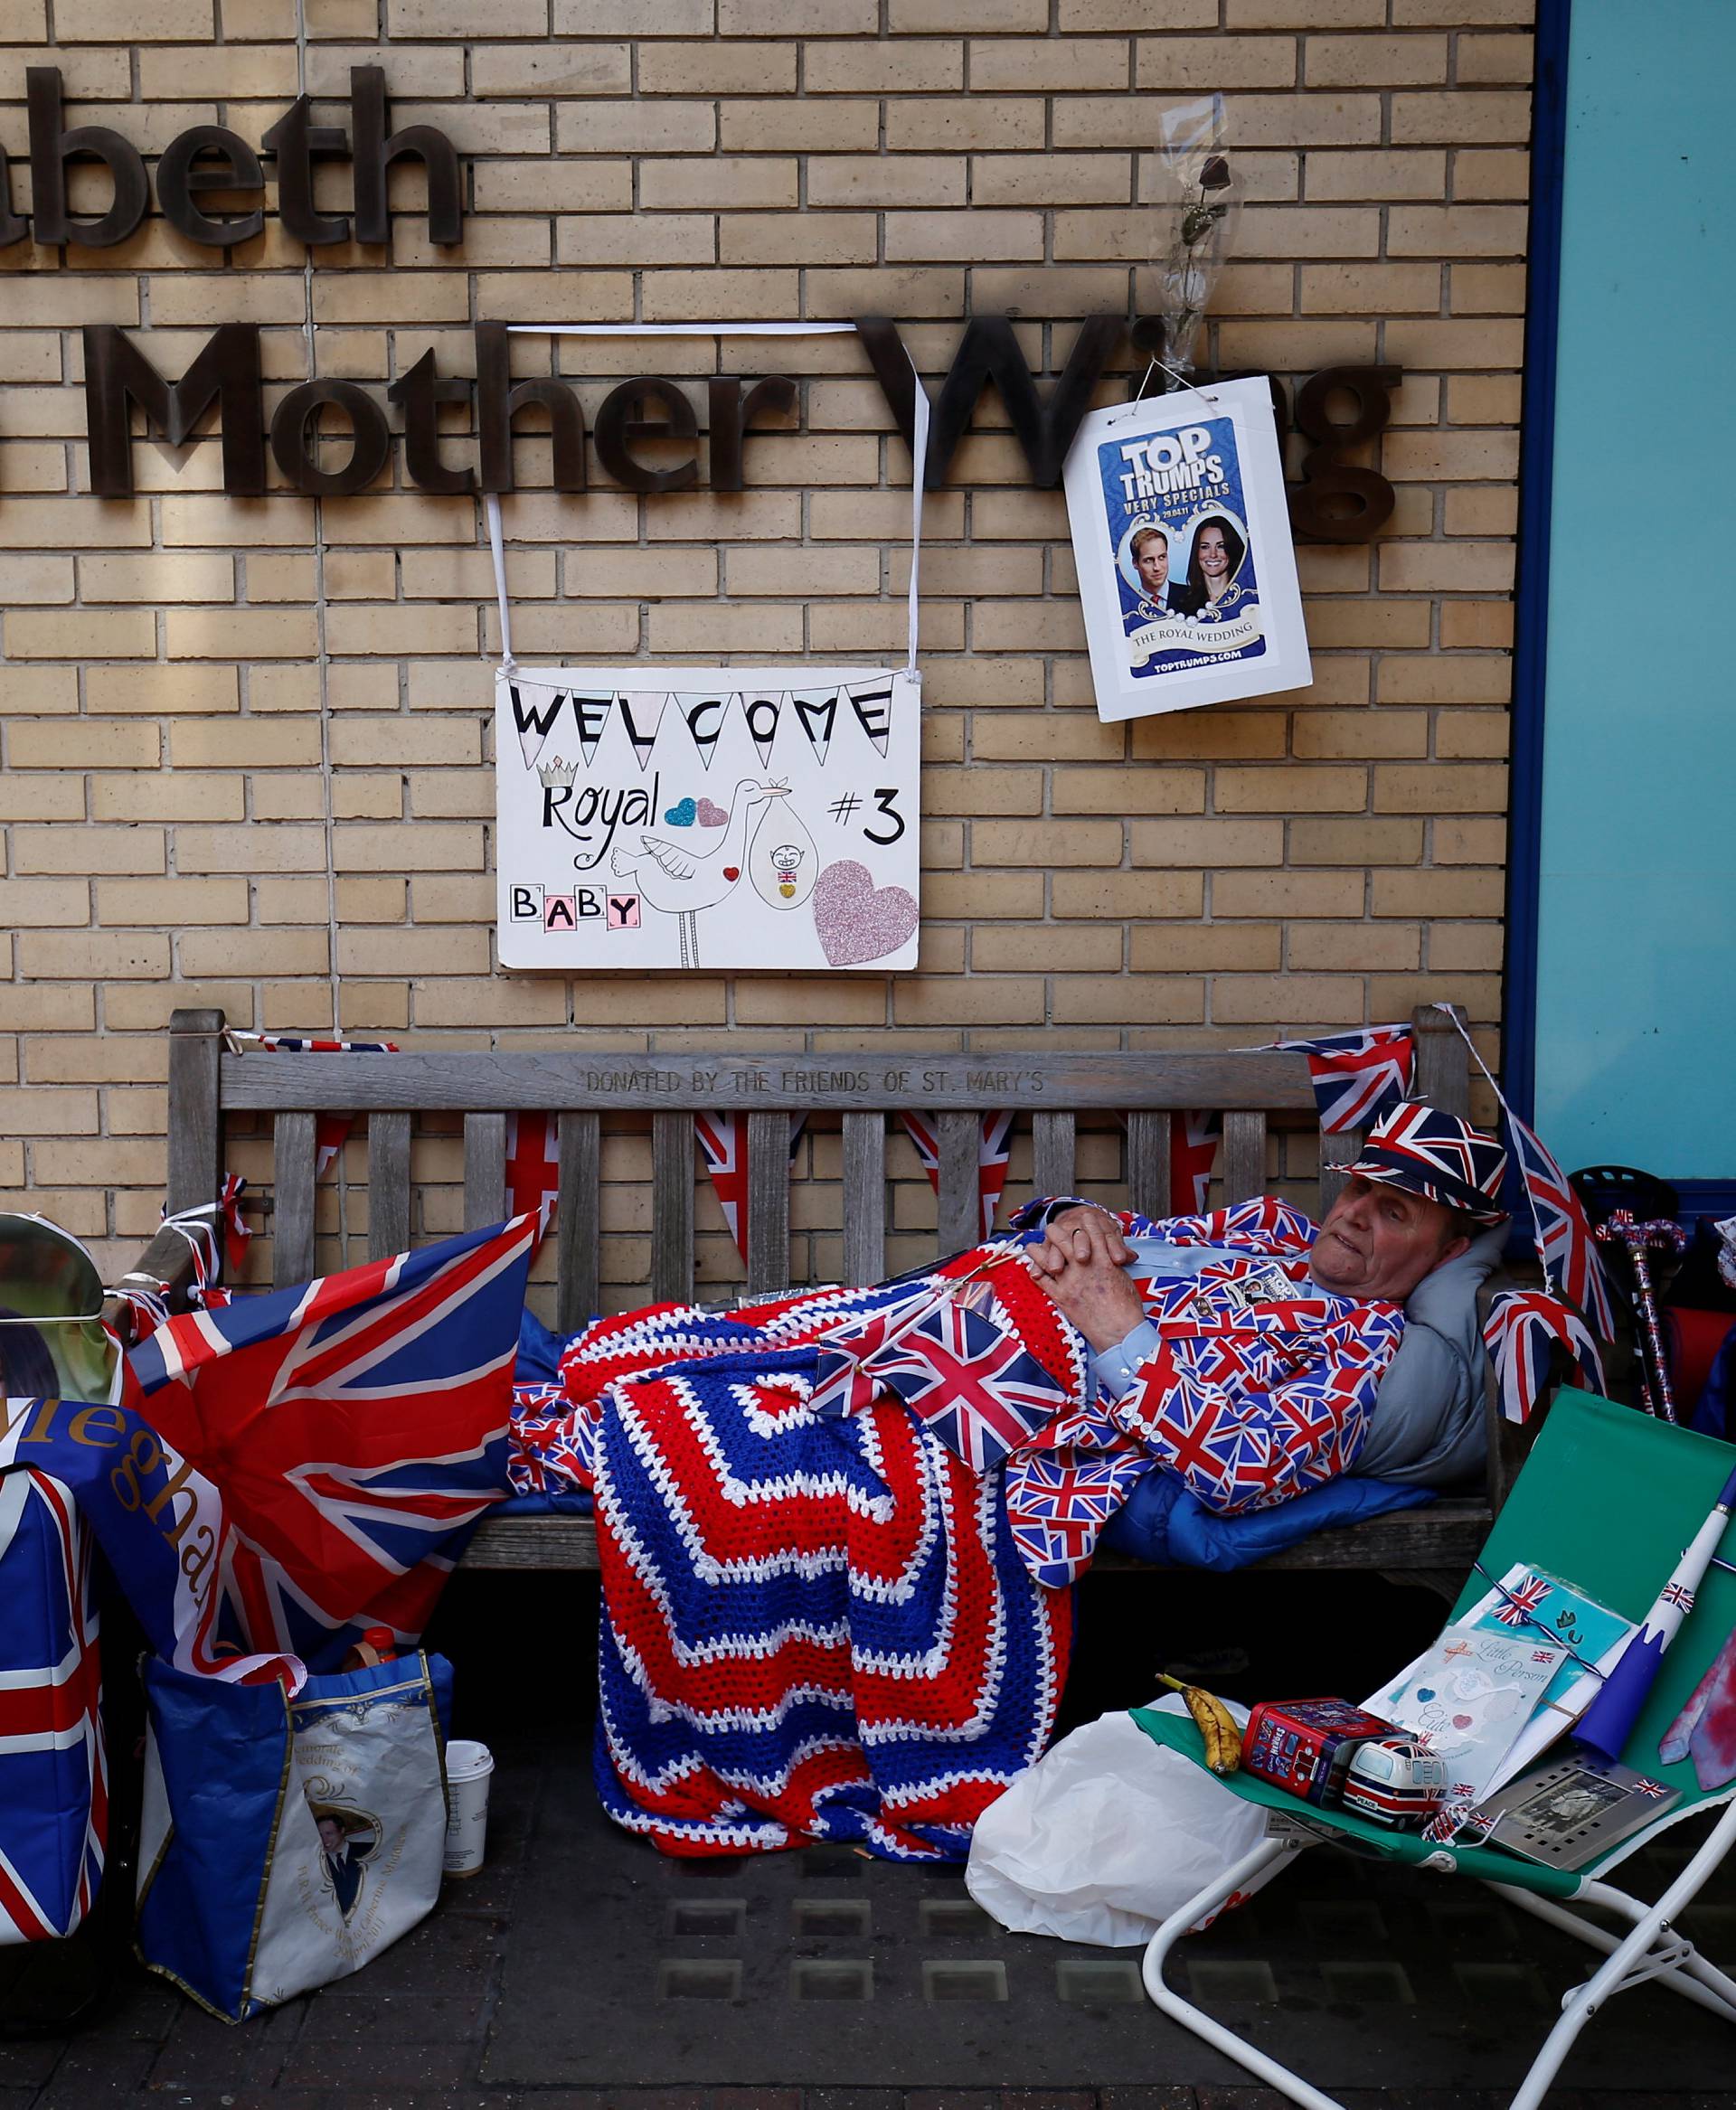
[0,0,1532,1292]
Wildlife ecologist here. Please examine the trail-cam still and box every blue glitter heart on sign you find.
[664,797,696,827]
[1415,1688,1436,1703]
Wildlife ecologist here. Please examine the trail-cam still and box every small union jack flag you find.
[1266,1026,1415,1135]
[1635,1776,1670,1799]
[1507,1110,1617,1339]
[694,1111,807,1264]
[1492,1573,1550,1626]
[864,1300,1074,1475]
[898,1110,1016,1242]
[1662,1581,1696,1614]
[1483,1289,1607,1425]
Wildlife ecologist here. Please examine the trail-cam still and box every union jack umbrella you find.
[224,1031,401,1178]
[864,1299,1075,1475]
[0,1470,105,1945]
[1482,1288,1608,1426]
[1261,1025,1415,1134]
[123,1213,538,1670]
[694,1111,808,1264]
[1506,1111,1618,1338]
[898,1110,1016,1242]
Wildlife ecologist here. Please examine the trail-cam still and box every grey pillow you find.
[1353,1223,1507,1488]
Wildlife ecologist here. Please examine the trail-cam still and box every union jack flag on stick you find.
[1426,1005,1618,1342]
[123,1214,538,1670]
[864,1299,1074,1474]
[1260,1026,1416,1134]
[1483,1287,1608,1426]
[1505,1111,1618,1340]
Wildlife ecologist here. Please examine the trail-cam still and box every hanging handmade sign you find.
[1061,374,1311,722]
[485,319,929,976]
[495,664,920,972]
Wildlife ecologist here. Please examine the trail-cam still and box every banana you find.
[1159,1671,1242,1776]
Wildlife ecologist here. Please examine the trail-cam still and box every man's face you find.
[1307,1176,1469,1302]
[317,1817,342,1852]
[1134,535,1169,593]
[1197,525,1230,579]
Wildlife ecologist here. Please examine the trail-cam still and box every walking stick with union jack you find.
[1593,1209,1687,1425]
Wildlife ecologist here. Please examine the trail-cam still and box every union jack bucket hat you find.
[1346,1101,1508,1223]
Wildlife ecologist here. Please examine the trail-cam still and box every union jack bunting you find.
[864,1300,1075,1475]
[124,1214,537,1670]
[506,1112,562,1223]
[1264,1025,1415,1134]
[156,1173,253,1310]
[694,1112,808,1265]
[224,1031,401,1177]
[0,1470,105,1945]
[898,1111,1016,1242]
[1482,1288,1609,1426]
[1170,1110,1223,1214]
[1506,1111,1618,1338]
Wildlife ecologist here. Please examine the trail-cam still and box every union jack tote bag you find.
[137,1650,453,2021]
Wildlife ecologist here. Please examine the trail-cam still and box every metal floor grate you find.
[484,1735,1736,2092]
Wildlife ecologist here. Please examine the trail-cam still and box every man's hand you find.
[1025,1205,1146,1352]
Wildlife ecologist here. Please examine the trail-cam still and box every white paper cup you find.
[443,1738,495,1878]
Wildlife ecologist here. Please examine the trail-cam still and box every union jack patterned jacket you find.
[1006,1195,1406,1523]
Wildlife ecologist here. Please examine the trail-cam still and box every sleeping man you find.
[1006,1099,1509,1556]
[510,1099,1508,1861]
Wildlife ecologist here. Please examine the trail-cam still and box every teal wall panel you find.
[1534,1,1736,1177]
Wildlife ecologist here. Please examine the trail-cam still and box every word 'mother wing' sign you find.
[495,664,921,973]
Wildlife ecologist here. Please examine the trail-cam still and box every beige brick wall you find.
[0,1,1533,1288]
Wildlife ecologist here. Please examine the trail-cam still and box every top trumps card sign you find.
[1062,375,1311,722]
[496,665,921,972]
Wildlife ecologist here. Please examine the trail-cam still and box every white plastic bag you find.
[965,1696,1282,1947]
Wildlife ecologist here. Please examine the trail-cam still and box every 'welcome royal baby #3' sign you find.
[495,665,921,973]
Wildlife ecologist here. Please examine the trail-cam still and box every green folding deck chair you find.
[1131,1390,1736,2110]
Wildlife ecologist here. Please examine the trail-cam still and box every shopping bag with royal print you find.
[136,1650,453,2021]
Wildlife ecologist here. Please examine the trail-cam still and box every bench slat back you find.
[273,1109,317,1287]
[841,1111,887,1286]
[177,1006,1470,1314]
[651,1109,694,1305]
[556,1111,601,1332]
[368,1111,412,1261]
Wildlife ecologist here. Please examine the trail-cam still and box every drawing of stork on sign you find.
[611,778,792,968]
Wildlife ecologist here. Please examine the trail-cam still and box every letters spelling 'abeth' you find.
[0,67,461,254]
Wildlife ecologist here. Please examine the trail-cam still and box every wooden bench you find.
[113,1002,1506,1587]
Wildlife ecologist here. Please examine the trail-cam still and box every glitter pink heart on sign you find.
[813,860,919,967]
[695,797,729,827]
